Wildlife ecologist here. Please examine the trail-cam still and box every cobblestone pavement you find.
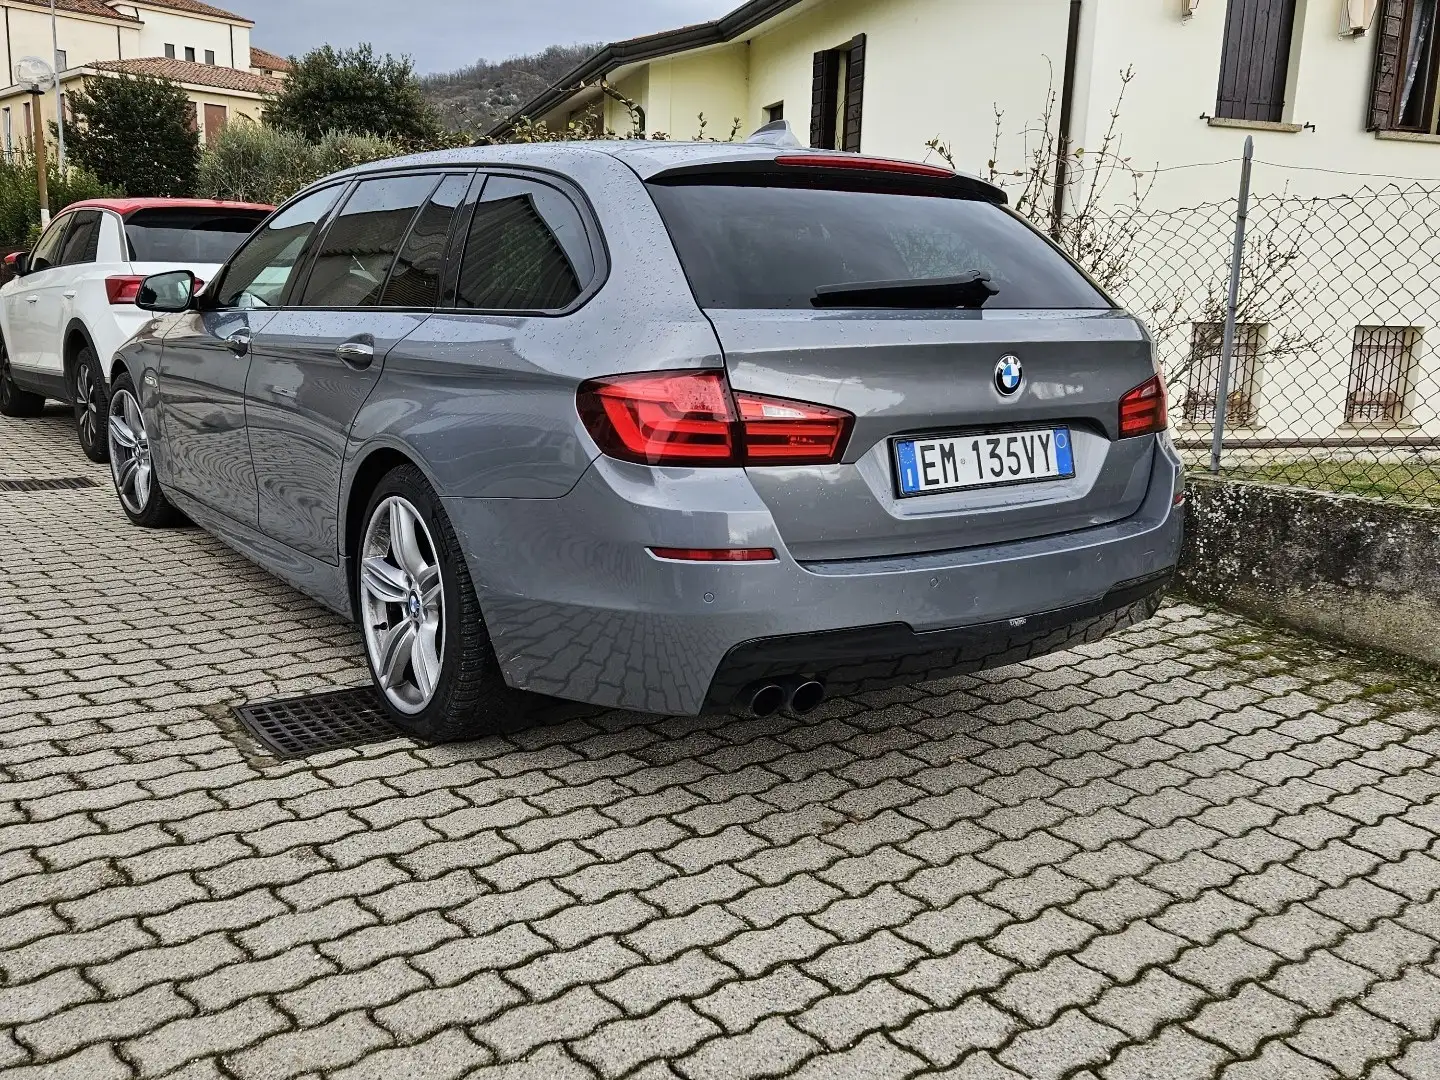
[6,409,1440,1080]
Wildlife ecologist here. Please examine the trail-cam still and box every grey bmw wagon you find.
[109,135,1184,741]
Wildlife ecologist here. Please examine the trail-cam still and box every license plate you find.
[895,428,1075,497]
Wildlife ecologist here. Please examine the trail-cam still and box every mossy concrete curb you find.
[1177,475,1440,669]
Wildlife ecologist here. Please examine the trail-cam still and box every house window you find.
[3,108,12,160]
[184,101,198,132]
[1374,0,1440,132]
[765,101,784,123]
[810,34,866,151]
[54,49,66,71]
[165,44,175,59]
[184,47,196,63]
[204,49,215,65]
[1184,322,1264,425]
[21,101,31,146]
[1215,0,1299,122]
[1347,326,1419,424]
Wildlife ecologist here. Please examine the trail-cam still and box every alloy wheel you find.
[76,363,99,448]
[360,496,446,715]
[108,388,153,514]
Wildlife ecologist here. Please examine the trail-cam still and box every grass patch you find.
[1227,460,1440,504]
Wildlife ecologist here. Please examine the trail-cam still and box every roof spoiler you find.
[746,119,802,148]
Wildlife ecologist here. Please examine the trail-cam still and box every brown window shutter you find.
[1215,0,1298,122]
[810,49,839,148]
[842,34,866,152]
[1369,0,1407,130]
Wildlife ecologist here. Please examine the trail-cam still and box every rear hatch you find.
[124,206,270,290]
[647,163,1162,564]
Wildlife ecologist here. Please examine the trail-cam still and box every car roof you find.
[322,141,1004,200]
[62,198,275,216]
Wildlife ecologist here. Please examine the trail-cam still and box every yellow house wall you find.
[643,45,749,141]
[124,7,250,69]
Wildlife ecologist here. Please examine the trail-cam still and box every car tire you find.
[73,345,110,463]
[107,371,184,529]
[357,463,530,743]
[0,339,44,418]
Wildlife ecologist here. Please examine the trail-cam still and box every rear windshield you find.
[125,208,269,264]
[647,182,1110,310]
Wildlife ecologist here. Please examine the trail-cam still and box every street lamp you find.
[14,56,54,227]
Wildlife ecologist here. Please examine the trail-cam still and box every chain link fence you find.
[1103,159,1440,505]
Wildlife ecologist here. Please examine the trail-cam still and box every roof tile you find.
[90,57,278,95]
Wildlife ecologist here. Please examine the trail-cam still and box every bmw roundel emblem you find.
[995,355,1023,396]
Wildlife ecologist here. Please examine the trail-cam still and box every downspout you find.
[1050,0,1083,240]
[5,9,12,91]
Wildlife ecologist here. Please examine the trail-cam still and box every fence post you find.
[1211,136,1254,474]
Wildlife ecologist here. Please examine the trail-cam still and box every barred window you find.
[1346,326,1419,425]
[1183,322,1263,425]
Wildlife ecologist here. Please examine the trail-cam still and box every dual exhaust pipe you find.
[744,677,826,718]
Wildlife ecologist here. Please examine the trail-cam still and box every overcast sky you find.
[238,0,736,75]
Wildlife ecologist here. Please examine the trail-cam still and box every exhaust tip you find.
[749,684,785,718]
[789,680,826,716]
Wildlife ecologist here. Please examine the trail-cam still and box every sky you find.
[237,0,736,75]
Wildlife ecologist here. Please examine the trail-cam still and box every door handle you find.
[24,296,37,304]
[336,341,374,369]
[63,291,76,299]
[225,330,251,357]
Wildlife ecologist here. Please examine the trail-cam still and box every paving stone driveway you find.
[5,409,1440,1080]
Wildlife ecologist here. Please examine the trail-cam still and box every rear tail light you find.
[1119,375,1169,438]
[649,547,777,562]
[578,370,853,467]
[106,276,146,305]
[775,153,955,178]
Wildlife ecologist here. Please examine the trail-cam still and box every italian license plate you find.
[895,428,1075,497]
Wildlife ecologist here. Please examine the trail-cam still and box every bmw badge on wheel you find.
[995,355,1023,396]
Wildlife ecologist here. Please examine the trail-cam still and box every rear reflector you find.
[649,548,777,562]
[106,276,146,305]
[578,370,852,467]
[775,153,955,178]
[1119,375,1169,438]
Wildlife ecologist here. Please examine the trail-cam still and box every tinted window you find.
[299,174,438,308]
[216,186,342,309]
[30,215,70,272]
[381,174,468,308]
[455,177,594,311]
[58,210,102,265]
[648,183,1109,310]
[126,208,268,264]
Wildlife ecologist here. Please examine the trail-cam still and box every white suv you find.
[0,198,272,461]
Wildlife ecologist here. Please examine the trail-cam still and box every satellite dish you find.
[15,56,54,86]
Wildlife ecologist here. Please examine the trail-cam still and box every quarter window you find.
[57,210,102,266]
[299,174,438,308]
[215,185,342,309]
[381,174,468,308]
[454,177,594,311]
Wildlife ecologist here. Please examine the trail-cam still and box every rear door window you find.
[125,208,269,264]
[58,210,102,265]
[647,182,1109,310]
[299,173,439,308]
[454,176,595,311]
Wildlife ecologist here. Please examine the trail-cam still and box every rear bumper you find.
[443,437,1185,715]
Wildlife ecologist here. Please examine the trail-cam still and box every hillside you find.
[420,44,601,136]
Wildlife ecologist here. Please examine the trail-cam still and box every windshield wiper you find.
[811,271,998,309]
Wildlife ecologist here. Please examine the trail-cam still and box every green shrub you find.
[65,74,200,197]
[266,44,442,146]
[196,123,403,205]
[0,153,118,247]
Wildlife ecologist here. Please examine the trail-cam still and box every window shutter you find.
[810,50,839,148]
[1215,0,1298,122]
[842,34,866,152]
[1369,0,1407,130]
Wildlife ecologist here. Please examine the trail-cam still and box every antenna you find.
[747,119,802,148]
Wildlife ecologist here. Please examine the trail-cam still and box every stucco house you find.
[493,0,1440,456]
[0,0,287,151]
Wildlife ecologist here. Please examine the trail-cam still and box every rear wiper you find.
[811,271,998,309]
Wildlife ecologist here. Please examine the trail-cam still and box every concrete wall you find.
[1179,477,1440,668]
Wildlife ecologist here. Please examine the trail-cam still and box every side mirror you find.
[7,251,29,277]
[136,270,196,313]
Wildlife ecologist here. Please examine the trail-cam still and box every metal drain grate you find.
[232,687,406,758]
[0,476,100,492]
